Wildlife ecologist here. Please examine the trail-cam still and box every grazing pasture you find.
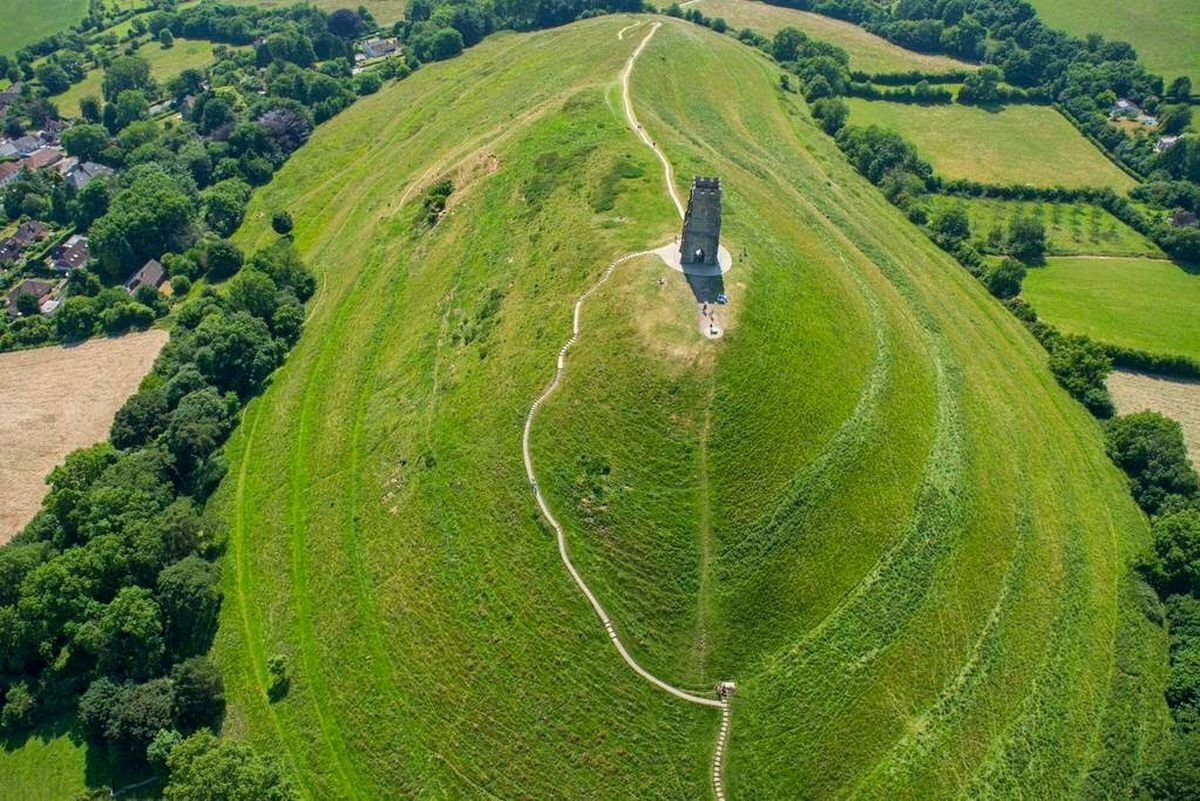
[206,15,1165,798]
[845,98,1138,191]
[1022,256,1200,361]
[689,0,973,75]
[0,329,167,544]
[52,38,224,118]
[1028,0,1200,87]
[926,195,1163,258]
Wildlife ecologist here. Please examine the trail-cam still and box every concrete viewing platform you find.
[652,241,734,276]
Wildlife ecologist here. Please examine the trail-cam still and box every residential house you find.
[361,37,399,59]
[67,161,114,190]
[125,258,166,294]
[0,140,16,159]
[0,239,21,265]
[1110,98,1141,118]
[0,83,20,117]
[51,234,89,272]
[1172,209,1199,228]
[0,160,20,188]
[13,221,49,247]
[21,147,63,171]
[6,278,53,318]
[1156,135,1181,153]
[11,136,41,156]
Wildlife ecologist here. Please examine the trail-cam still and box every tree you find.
[79,95,102,124]
[55,296,98,342]
[159,29,175,49]
[986,257,1025,299]
[354,71,382,95]
[164,387,235,475]
[271,210,293,236]
[1160,104,1193,136]
[205,239,244,281]
[201,179,252,237]
[110,386,168,450]
[1168,76,1193,103]
[1148,509,1200,594]
[15,292,40,317]
[36,62,71,95]
[171,656,225,732]
[102,55,152,102]
[328,8,365,38]
[226,269,279,321]
[1007,215,1046,264]
[958,65,1003,105]
[93,585,165,680]
[1049,334,1114,417]
[772,26,806,63]
[0,681,34,732]
[267,654,289,701]
[1141,731,1200,799]
[810,97,848,135]
[1107,411,1200,514]
[164,730,298,801]
[191,311,283,396]
[114,89,150,129]
[90,165,197,281]
[158,556,221,659]
[931,204,970,247]
[61,123,110,163]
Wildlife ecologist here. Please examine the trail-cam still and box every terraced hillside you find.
[212,15,1167,798]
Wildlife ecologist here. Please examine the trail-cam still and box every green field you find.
[225,0,408,26]
[1024,256,1200,361]
[52,38,225,118]
[79,14,1168,799]
[845,98,1138,191]
[0,0,148,54]
[690,0,973,75]
[927,195,1163,258]
[1029,0,1200,87]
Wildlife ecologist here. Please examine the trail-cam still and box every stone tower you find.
[680,177,722,267]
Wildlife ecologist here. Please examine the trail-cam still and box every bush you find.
[1048,334,1114,417]
[271,210,293,236]
[1107,412,1200,514]
[986,257,1026,299]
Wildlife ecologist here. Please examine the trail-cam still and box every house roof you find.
[52,235,89,271]
[68,161,114,190]
[0,161,19,183]
[6,278,53,317]
[13,220,49,245]
[12,136,40,155]
[125,258,166,293]
[1172,209,1200,228]
[21,147,63,171]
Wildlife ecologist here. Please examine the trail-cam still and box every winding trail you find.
[520,20,733,800]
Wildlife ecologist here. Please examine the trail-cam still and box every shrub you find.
[1048,334,1114,417]
[1107,412,1200,514]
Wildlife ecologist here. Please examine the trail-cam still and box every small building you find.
[125,258,166,295]
[0,160,20,188]
[6,278,53,319]
[21,147,63,171]
[679,177,723,267]
[1156,135,1181,153]
[0,140,16,159]
[0,240,21,265]
[67,161,114,191]
[11,135,41,156]
[13,221,49,247]
[361,37,399,59]
[1110,98,1141,118]
[1172,209,1199,228]
[51,234,89,272]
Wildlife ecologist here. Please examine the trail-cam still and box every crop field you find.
[1023,256,1200,361]
[179,14,1172,798]
[1029,0,1200,87]
[1109,370,1200,465]
[0,329,167,544]
[52,38,223,118]
[688,0,972,75]
[845,98,1138,191]
[926,195,1163,258]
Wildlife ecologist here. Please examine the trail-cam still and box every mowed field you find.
[845,98,1138,191]
[1023,256,1200,361]
[0,329,167,543]
[0,0,147,53]
[52,38,223,118]
[927,195,1163,258]
[689,0,972,75]
[1109,370,1200,466]
[1029,0,1200,87]
[178,14,1172,799]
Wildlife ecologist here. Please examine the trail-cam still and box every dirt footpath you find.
[1109,369,1200,466]
[0,329,167,543]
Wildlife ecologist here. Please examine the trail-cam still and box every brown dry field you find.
[1109,368,1200,466]
[0,329,167,543]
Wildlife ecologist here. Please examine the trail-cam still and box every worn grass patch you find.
[1023,255,1200,361]
[845,98,1137,191]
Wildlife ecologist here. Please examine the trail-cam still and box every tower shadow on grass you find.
[683,270,725,305]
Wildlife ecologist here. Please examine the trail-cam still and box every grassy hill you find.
[689,0,973,75]
[845,98,1138,191]
[1024,256,1200,362]
[0,0,146,54]
[1028,0,1200,87]
[14,14,1154,799]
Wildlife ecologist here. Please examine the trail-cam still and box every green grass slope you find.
[1028,0,1200,87]
[208,15,1167,798]
[1024,256,1200,361]
[0,0,87,54]
[845,98,1137,191]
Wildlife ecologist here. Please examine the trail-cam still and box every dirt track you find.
[0,329,167,543]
